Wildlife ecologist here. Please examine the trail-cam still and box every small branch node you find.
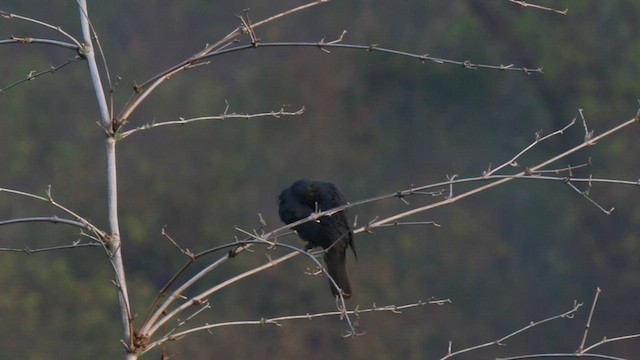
[462,60,476,69]
[237,9,260,46]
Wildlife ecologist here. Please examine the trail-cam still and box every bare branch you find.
[498,352,627,360]
[565,182,614,215]
[374,221,442,228]
[161,227,195,260]
[141,240,336,338]
[115,1,539,129]
[1,55,83,93]
[133,140,638,351]
[0,216,102,253]
[0,241,101,253]
[507,0,568,15]
[532,162,591,175]
[363,116,638,230]
[0,37,79,50]
[119,106,305,139]
[196,41,542,74]
[0,186,105,238]
[0,216,88,229]
[76,1,114,97]
[116,0,330,126]
[579,108,595,141]
[442,301,582,359]
[579,287,602,352]
[237,9,259,46]
[485,117,576,177]
[77,0,111,130]
[142,298,449,354]
[499,289,639,360]
[581,334,640,354]
[0,10,83,47]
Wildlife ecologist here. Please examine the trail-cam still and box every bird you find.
[278,178,357,299]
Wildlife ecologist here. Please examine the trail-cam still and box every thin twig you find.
[0,242,102,253]
[499,288,640,360]
[136,115,637,352]
[363,116,638,230]
[507,0,568,15]
[0,186,105,238]
[485,117,575,177]
[116,0,330,126]
[565,182,614,215]
[237,9,259,46]
[579,108,595,141]
[142,298,448,354]
[581,333,640,354]
[0,10,83,47]
[0,37,79,50]
[498,352,626,360]
[442,302,582,359]
[374,221,441,228]
[120,106,305,139]
[0,216,88,229]
[1,56,83,93]
[161,227,195,259]
[115,1,538,127]
[196,41,543,74]
[163,300,212,339]
[578,287,602,352]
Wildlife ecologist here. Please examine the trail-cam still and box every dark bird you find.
[278,178,357,299]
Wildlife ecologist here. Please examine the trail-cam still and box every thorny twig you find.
[120,106,305,139]
[142,299,450,354]
[1,56,83,93]
[498,288,640,360]
[442,301,582,359]
[507,0,568,15]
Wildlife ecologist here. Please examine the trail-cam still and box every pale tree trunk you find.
[77,1,135,358]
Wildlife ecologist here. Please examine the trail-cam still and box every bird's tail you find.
[324,251,352,299]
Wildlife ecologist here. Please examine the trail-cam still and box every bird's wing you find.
[320,183,357,259]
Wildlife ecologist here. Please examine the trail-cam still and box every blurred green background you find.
[1,1,639,359]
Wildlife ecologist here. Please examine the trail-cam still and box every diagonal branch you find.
[507,0,568,15]
[581,334,640,355]
[363,116,638,230]
[0,215,88,228]
[130,113,638,354]
[0,36,79,50]
[116,0,330,127]
[485,117,576,177]
[1,55,83,93]
[565,182,614,215]
[0,242,102,253]
[115,1,539,129]
[140,239,344,339]
[0,186,105,238]
[442,301,582,359]
[0,10,83,48]
[142,298,450,354]
[578,287,602,352]
[196,41,542,73]
[498,288,639,360]
[119,106,305,139]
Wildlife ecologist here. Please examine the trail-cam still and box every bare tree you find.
[1,1,638,359]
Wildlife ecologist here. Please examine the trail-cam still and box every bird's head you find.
[291,178,324,204]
